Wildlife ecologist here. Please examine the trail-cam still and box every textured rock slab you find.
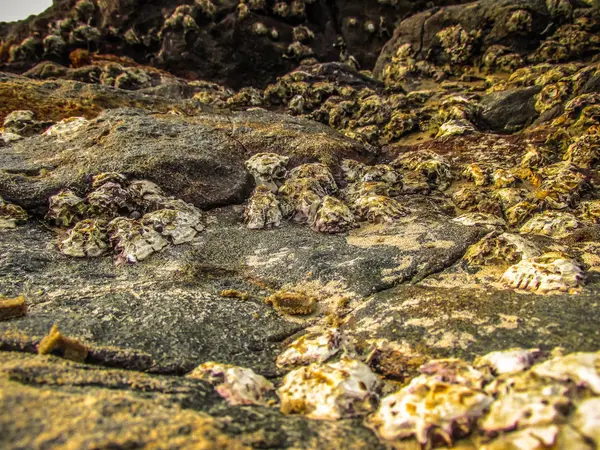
[0,107,367,210]
[0,352,383,450]
[343,284,600,360]
[0,202,481,373]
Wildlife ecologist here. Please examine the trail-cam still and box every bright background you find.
[0,0,53,23]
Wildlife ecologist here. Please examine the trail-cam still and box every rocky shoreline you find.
[2,0,600,448]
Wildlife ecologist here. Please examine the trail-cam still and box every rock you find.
[0,351,382,449]
[480,86,542,133]
[0,107,367,211]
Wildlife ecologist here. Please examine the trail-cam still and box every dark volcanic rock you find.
[479,85,542,133]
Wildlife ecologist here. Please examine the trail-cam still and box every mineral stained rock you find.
[1,0,600,448]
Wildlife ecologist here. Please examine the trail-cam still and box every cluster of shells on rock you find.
[46,172,204,263]
[187,324,600,449]
[243,153,420,234]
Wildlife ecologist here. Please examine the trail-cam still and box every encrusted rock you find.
[287,163,338,195]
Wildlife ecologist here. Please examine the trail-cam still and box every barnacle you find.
[531,352,600,394]
[520,211,580,238]
[367,374,491,446]
[279,178,325,223]
[276,328,345,369]
[463,163,491,187]
[474,348,543,376]
[463,233,541,267]
[278,358,381,420]
[581,200,600,223]
[573,398,600,445]
[311,196,355,234]
[244,186,282,230]
[86,181,133,218]
[501,252,585,294]
[0,196,28,230]
[187,362,274,406]
[245,153,290,193]
[394,150,452,190]
[563,133,600,168]
[452,213,506,230]
[505,201,541,227]
[44,117,88,140]
[142,208,203,245]
[58,219,109,258]
[287,163,338,195]
[46,190,87,227]
[107,217,168,264]
[353,195,408,224]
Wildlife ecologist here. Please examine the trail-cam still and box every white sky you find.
[0,0,53,23]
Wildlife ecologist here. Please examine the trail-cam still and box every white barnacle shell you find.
[311,196,355,234]
[58,219,108,258]
[44,117,88,141]
[187,362,274,406]
[501,252,584,294]
[278,357,381,420]
[244,185,282,229]
[573,398,600,445]
[480,391,570,434]
[353,195,408,224]
[142,208,203,245]
[276,328,345,369]
[520,211,580,238]
[474,348,543,375]
[107,217,168,264]
[287,163,338,195]
[245,153,290,193]
[531,352,600,394]
[366,374,492,446]
[46,189,87,228]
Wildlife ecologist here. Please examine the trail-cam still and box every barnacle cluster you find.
[365,349,600,448]
[243,154,412,234]
[48,173,203,263]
